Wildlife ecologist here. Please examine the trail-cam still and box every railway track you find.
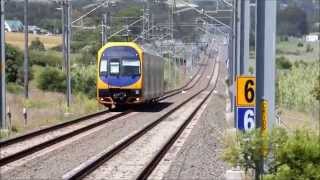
[0,53,209,167]
[160,54,210,100]
[139,62,220,180]
[62,52,219,180]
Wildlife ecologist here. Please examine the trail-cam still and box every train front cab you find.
[97,43,143,108]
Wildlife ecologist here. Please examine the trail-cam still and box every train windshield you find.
[100,46,141,76]
[122,59,140,76]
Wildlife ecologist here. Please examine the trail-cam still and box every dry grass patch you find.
[279,108,319,131]
[5,32,62,49]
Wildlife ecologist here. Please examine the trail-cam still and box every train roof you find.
[102,42,162,58]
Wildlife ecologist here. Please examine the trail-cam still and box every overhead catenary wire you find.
[176,0,231,30]
[72,0,110,25]
[108,17,143,40]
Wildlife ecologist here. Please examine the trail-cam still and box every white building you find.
[305,34,319,42]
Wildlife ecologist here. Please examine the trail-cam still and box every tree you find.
[5,44,24,83]
[37,67,66,92]
[277,5,309,37]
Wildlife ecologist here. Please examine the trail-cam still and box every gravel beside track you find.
[162,46,230,180]
[0,112,123,159]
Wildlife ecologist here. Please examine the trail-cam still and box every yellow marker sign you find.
[261,100,268,157]
[236,76,256,107]
[261,100,268,134]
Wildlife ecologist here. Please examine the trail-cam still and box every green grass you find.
[247,37,320,130]
[249,37,320,73]
[276,37,320,62]
[164,58,185,91]
[277,61,320,113]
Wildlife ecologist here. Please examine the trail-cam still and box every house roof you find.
[5,20,24,31]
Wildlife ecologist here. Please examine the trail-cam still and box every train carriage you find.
[97,42,164,108]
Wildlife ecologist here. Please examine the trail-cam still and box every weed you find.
[297,42,304,47]
[7,83,23,94]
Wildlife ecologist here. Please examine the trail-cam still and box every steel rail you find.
[0,109,110,147]
[138,62,220,179]
[160,49,216,100]
[63,54,218,180]
[0,111,131,167]
[162,52,211,98]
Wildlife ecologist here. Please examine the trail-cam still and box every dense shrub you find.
[223,128,320,179]
[279,36,289,42]
[248,66,254,74]
[75,46,97,65]
[312,75,320,101]
[36,65,96,98]
[306,44,313,52]
[71,65,96,98]
[36,67,66,92]
[29,50,61,67]
[276,56,292,70]
[29,38,45,51]
[297,42,304,47]
[71,41,87,53]
[5,44,24,83]
[50,44,62,52]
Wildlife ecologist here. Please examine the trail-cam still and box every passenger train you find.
[97,42,165,108]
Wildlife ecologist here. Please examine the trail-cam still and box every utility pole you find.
[101,14,106,46]
[229,0,236,115]
[239,0,249,75]
[235,0,241,78]
[146,1,150,41]
[256,0,277,178]
[24,0,29,99]
[172,0,176,88]
[106,11,110,40]
[142,3,147,42]
[62,0,71,107]
[0,0,6,130]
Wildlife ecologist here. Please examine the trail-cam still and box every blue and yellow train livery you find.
[97,42,164,108]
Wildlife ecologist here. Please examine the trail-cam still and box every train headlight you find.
[135,90,140,95]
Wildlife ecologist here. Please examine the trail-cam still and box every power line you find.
[176,0,231,30]
[72,0,110,25]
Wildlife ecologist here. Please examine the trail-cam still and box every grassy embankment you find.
[249,37,319,130]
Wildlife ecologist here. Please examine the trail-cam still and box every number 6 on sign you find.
[236,76,256,107]
[237,107,255,131]
[244,109,255,131]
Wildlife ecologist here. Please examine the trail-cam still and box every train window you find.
[100,59,108,76]
[110,58,120,75]
[104,47,139,59]
[122,59,140,76]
